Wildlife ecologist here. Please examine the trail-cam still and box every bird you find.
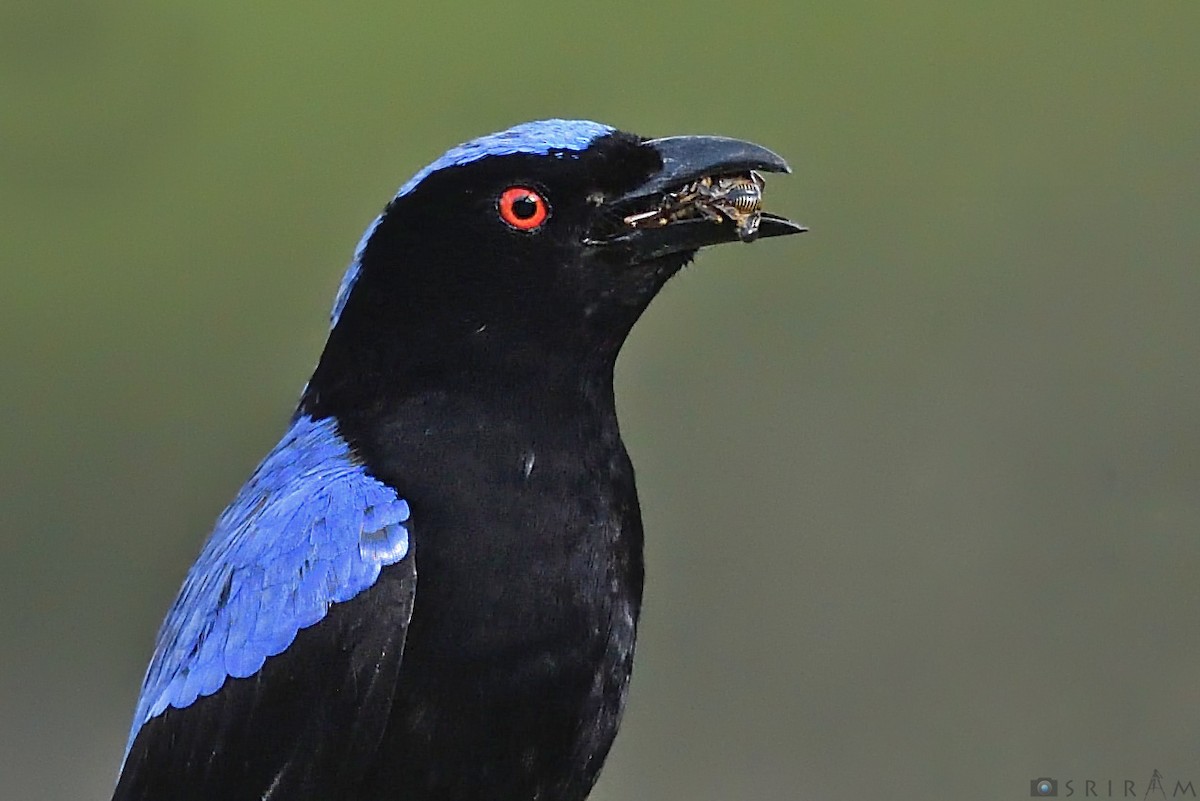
[112,119,804,801]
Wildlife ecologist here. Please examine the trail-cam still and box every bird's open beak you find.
[586,135,806,261]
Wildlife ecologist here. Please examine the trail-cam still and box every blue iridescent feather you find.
[125,414,410,755]
[330,119,615,326]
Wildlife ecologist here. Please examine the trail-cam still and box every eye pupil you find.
[511,195,538,219]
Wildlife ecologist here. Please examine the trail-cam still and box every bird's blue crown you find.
[330,119,615,326]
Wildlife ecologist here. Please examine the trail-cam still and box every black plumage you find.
[113,120,801,801]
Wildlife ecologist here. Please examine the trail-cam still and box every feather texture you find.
[125,414,410,756]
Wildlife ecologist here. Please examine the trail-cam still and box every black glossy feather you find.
[112,119,799,801]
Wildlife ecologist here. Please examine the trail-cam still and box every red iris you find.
[498,187,549,231]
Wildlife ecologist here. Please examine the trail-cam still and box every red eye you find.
[498,186,549,231]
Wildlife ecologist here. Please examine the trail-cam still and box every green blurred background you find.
[3,3,1198,799]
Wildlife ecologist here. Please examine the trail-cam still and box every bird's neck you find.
[302,306,633,424]
[335,339,642,638]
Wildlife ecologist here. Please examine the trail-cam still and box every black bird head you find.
[305,119,803,416]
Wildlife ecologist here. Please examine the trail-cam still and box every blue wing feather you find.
[125,414,411,756]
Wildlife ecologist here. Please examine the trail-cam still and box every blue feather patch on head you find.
[125,415,410,756]
[330,119,615,326]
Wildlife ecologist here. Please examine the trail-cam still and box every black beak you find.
[588,135,806,261]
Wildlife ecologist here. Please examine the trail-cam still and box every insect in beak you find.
[623,170,767,242]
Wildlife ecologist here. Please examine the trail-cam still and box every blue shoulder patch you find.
[126,414,410,755]
[330,118,615,326]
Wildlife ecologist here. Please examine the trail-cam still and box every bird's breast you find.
[357,395,645,800]
[360,391,644,654]
[404,432,642,664]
